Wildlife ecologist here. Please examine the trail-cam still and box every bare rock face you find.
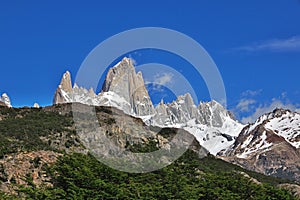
[0,93,12,107]
[59,71,73,93]
[0,151,62,195]
[220,108,300,181]
[101,57,155,116]
[53,71,73,104]
[71,103,208,172]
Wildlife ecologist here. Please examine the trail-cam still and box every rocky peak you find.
[253,108,292,127]
[101,57,155,116]
[59,71,73,93]
[101,57,135,94]
[53,71,73,105]
[270,108,291,118]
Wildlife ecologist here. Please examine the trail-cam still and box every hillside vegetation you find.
[0,106,298,199]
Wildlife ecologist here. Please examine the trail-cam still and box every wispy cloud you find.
[236,99,256,112]
[145,73,174,92]
[153,73,174,86]
[241,99,300,124]
[128,55,137,65]
[234,91,300,124]
[242,89,262,97]
[234,35,300,52]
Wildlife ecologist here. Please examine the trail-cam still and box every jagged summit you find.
[52,57,244,155]
[101,57,155,116]
[53,71,73,104]
[60,71,73,93]
[0,93,12,107]
[101,57,135,93]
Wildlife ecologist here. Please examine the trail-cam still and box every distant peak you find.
[0,93,12,107]
[121,57,131,63]
[272,107,291,114]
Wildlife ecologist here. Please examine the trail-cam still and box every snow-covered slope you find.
[222,108,300,158]
[220,108,300,181]
[184,118,244,155]
[264,109,300,148]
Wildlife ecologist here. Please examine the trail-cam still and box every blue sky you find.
[1,1,300,123]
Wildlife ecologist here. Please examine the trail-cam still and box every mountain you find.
[53,57,244,155]
[0,93,12,107]
[220,108,300,181]
[52,57,300,182]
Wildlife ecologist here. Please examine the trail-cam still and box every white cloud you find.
[236,99,256,112]
[145,73,174,92]
[153,73,174,86]
[242,89,262,97]
[235,35,300,52]
[241,99,300,124]
[235,90,300,124]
